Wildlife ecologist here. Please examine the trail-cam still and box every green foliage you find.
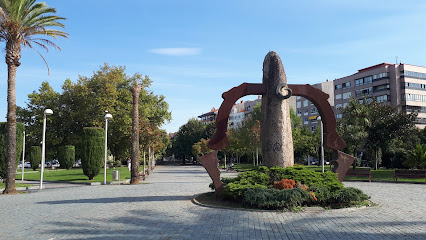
[172,119,211,160]
[334,187,369,203]
[269,166,343,191]
[222,182,267,201]
[0,122,25,178]
[404,144,426,169]
[29,146,42,171]
[58,145,75,170]
[243,188,312,209]
[17,64,171,162]
[82,128,105,180]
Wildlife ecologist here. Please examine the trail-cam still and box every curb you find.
[192,192,374,213]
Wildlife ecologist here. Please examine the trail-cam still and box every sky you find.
[1,0,426,133]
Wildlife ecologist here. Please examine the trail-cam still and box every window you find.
[343,102,348,108]
[296,102,301,108]
[303,100,308,107]
[343,92,351,99]
[296,96,301,100]
[336,94,342,99]
[311,107,318,114]
[335,84,342,90]
[304,118,309,124]
[304,109,309,115]
[355,78,363,86]
[364,76,372,84]
[297,110,302,116]
[376,95,389,103]
[311,126,316,132]
[335,104,342,109]
[336,114,342,119]
[342,81,351,89]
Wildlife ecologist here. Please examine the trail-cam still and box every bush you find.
[29,146,42,171]
[58,145,75,170]
[243,188,312,209]
[273,179,296,190]
[269,166,343,191]
[222,182,267,201]
[0,122,25,178]
[82,127,104,180]
[334,187,369,204]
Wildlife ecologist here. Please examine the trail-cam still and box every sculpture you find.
[200,52,355,196]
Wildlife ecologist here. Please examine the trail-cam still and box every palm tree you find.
[0,0,68,194]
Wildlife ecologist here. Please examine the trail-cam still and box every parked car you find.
[18,161,31,168]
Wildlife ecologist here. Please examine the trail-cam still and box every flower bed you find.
[210,165,370,210]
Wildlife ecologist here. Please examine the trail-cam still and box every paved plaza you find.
[0,165,425,240]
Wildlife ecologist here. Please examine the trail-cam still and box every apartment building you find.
[198,97,262,129]
[293,80,335,131]
[334,63,426,129]
[198,107,218,125]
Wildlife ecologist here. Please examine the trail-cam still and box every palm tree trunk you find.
[4,43,21,194]
[130,84,142,184]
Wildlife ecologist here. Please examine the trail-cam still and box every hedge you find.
[58,145,75,170]
[82,127,104,180]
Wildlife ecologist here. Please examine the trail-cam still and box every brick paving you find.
[0,165,425,240]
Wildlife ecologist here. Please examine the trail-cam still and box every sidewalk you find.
[1,165,425,240]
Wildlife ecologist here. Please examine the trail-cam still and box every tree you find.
[57,145,74,170]
[81,127,104,180]
[405,144,426,169]
[365,100,416,169]
[338,97,417,169]
[192,138,213,158]
[130,82,142,184]
[17,64,171,163]
[172,119,205,163]
[0,122,24,178]
[0,0,68,194]
[29,146,41,171]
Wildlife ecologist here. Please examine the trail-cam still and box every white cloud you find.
[149,48,202,56]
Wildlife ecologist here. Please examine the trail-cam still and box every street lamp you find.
[40,109,53,190]
[316,116,325,173]
[104,111,113,185]
[21,131,25,181]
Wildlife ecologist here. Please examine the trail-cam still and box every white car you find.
[18,161,31,168]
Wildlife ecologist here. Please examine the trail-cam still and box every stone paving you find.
[0,165,425,240]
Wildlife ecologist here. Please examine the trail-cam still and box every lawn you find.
[0,182,33,188]
[15,167,132,183]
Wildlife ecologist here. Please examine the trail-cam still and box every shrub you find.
[29,146,42,171]
[334,187,369,204]
[82,127,104,180]
[273,179,296,190]
[222,182,267,200]
[269,166,343,191]
[0,122,24,178]
[236,170,271,186]
[58,145,75,170]
[243,188,312,209]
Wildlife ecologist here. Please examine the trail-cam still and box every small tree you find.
[82,127,104,180]
[58,145,75,170]
[405,144,426,169]
[29,146,41,171]
[0,122,24,178]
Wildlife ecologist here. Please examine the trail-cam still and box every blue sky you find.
[1,0,426,133]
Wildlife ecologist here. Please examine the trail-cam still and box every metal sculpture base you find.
[199,151,224,197]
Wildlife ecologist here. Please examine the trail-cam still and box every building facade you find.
[292,80,335,131]
[198,98,262,129]
[333,63,426,129]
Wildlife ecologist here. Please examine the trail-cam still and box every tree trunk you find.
[4,42,21,194]
[130,84,142,184]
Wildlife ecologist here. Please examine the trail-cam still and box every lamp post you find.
[40,109,53,190]
[316,116,325,173]
[104,111,113,185]
[21,131,25,181]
